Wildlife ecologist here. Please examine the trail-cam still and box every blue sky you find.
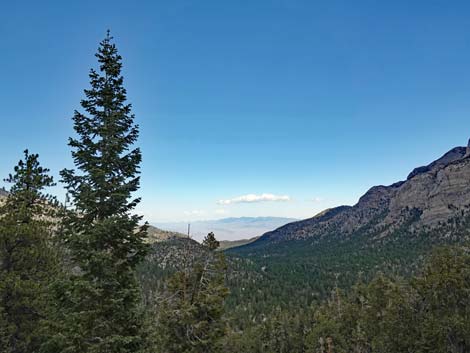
[2,0,470,222]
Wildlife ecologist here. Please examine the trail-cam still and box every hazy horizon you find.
[153,216,298,241]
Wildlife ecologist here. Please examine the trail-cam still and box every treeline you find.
[1,33,470,353]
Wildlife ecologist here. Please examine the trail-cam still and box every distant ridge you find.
[146,225,186,243]
[218,236,260,250]
[240,144,470,247]
[154,217,297,242]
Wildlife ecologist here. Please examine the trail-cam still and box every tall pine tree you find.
[55,32,148,353]
[0,150,58,353]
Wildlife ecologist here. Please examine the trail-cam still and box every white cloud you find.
[311,197,324,202]
[217,193,291,205]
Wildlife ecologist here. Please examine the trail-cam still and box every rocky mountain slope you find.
[244,145,470,245]
[138,234,212,305]
[146,225,187,243]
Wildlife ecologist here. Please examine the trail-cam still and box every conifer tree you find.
[412,247,470,353]
[55,32,148,353]
[202,232,220,251]
[155,233,228,353]
[0,150,58,353]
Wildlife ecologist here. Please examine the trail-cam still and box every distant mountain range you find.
[153,217,297,242]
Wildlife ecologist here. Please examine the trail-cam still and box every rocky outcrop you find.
[387,155,470,227]
[407,147,466,179]
[465,138,470,157]
[256,144,470,244]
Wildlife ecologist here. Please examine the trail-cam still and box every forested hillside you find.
[220,145,470,344]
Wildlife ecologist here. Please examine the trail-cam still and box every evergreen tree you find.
[412,247,470,353]
[202,232,220,251]
[53,32,148,353]
[0,150,58,353]
[155,234,228,353]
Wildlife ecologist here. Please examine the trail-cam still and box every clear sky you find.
[2,0,470,222]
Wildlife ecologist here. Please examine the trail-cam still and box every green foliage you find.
[411,247,470,352]
[302,246,470,353]
[48,32,148,353]
[0,150,58,353]
[202,232,220,251]
[212,242,470,353]
[152,236,229,353]
[224,213,470,328]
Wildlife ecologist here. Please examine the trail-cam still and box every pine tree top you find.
[60,32,142,221]
[202,232,220,251]
[3,150,56,216]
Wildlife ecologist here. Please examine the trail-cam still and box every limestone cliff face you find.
[258,145,470,243]
[387,151,470,227]
[406,147,466,180]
